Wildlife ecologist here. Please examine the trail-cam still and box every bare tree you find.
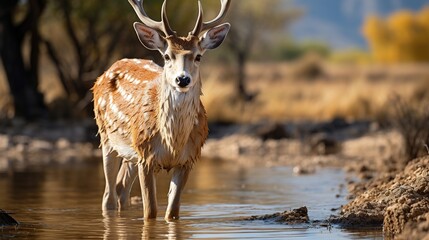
[0,0,47,119]
[42,0,135,116]
[226,0,300,101]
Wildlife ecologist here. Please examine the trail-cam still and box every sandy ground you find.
[0,119,428,238]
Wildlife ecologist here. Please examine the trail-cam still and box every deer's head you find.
[129,0,230,93]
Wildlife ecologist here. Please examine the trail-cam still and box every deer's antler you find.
[128,0,176,37]
[191,0,231,36]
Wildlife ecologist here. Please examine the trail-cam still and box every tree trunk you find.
[0,14,30,118]
[28,0,47,117]
[236,52,247,101]
[0,0,47,120]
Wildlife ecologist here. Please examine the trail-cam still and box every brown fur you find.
[93,59,208,171]
[166,35,200,51]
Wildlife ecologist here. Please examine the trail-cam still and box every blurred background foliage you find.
[0,0,428,123]
[363,7,429,63]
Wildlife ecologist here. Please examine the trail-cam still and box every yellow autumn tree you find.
[363,6,429,63]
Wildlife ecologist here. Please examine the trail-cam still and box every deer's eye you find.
[195,54,202,62]
[164,54,171,61]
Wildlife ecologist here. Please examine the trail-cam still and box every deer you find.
[92,0,231,221]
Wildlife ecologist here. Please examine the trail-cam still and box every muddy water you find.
[0,159,382,239]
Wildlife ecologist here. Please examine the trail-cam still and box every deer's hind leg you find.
[116,160,138,210]
[102,144,121,211]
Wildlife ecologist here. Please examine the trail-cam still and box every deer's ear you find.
[134,22,166,51]
[199,23,230,50]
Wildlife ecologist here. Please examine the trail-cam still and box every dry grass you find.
[1,60,429,122]
[391,95,429,161]
[201,61,429,123]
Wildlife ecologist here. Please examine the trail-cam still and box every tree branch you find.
[42,39,73,96]
[60,0,83,76]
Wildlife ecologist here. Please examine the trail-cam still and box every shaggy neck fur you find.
[158,74,201,156]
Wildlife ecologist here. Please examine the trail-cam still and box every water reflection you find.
[103,211,125,240]
[102,211,193,240]
[165,221,180,240]
[0,158,383,239]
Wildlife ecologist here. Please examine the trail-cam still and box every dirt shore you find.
[332,156,429,238]
[0,120,100,172]
[203,120,428,238]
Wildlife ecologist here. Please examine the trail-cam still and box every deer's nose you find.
[176,75,191,88]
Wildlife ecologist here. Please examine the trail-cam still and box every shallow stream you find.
[0,158,382,239]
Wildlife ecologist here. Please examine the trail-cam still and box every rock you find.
[0,209,19,226]
[384,200,429,237]
[0,157,11,173]
[11,135,30,145]
[293,165,315,175]
[330,209,384,228]
[0,134,9,150]
[28,140,54,152]
[309,133,341,155]
[131,196,143,205]
[308,117,349,134]
[252,122,291,141]
[202,134,263,161]
[396,212,429,240]
[56,138,71,149]
[244,206,309,224]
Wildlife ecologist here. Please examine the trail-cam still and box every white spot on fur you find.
[133,59,142,64]
[117,82,135,104]
[131,78,141,85]
[97,98,107,108]
[143,64,159,72]
[110,102,118,113]
[106,71,115,80]
[104,112,115,129]
[124,74,130,81]
[108,95,130,123]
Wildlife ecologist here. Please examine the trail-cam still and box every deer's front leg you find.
[116,160,138,210]
[138,163,157,220]
[102,144,121,211]
[165,166,190,221]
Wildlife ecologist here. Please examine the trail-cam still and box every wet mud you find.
[243,206,310,224]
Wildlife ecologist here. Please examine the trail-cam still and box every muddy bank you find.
[0,120,100,172]
[203,120,402,172]
[202,120,428,238]
[0,118,381,172]
[0,118,394,174]
[397,212,429,240]
[244,206,309,225]
[332,156,429,238]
